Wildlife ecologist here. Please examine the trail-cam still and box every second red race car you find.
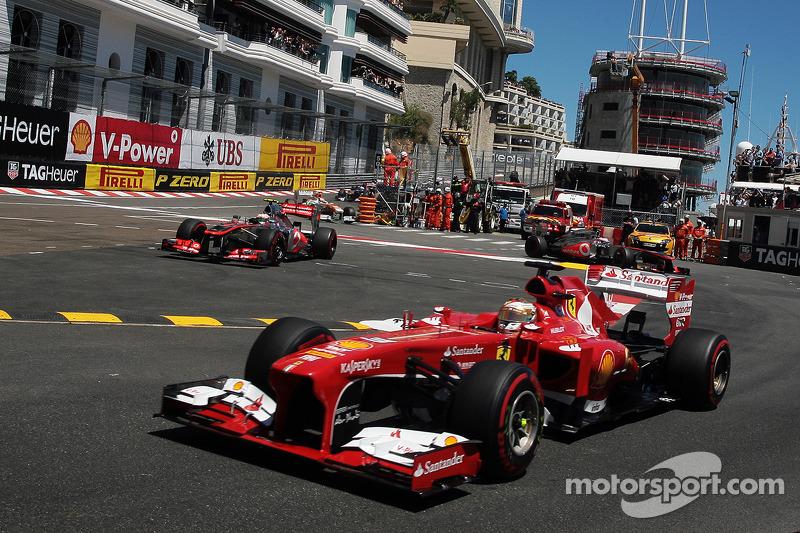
[157,260,730,494]
[161,199,337,266]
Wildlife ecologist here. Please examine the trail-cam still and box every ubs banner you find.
[0,101,70,160]
[0,155,85,189]
[726,241,800,276]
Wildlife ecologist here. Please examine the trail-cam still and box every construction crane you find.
[628,54,644,154]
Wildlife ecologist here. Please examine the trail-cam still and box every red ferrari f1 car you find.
[158,260,730,494]
[161,200,337,266]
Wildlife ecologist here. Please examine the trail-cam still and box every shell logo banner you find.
[260,139,329,172]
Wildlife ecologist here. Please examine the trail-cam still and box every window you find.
[212,70,231,132]
[602,102,619,111]
[171,58,192,127]
[500,0,517,24]
[280,92,296,138]
[316,44,329,74]
[235,78,254,134]
[341,56,352,83]
[7,8,42,105]
[600,130,617,139]
[345,9,357,37]
[51,21,83,111]
[140,48,165,123]
[727,217,743,240]
[299,97,314,141]
[318,0,333,24]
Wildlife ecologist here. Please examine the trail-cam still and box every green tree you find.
[439,0,460,21]
[505,70,518,83]
[388,102,433,145]
[520,76,541,97]
[449,88,481,130]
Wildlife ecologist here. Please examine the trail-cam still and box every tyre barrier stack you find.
[703,239,720,264]
[358,196,377,223]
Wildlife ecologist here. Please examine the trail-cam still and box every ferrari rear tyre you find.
[255,229,285,266]
[448,360,543,479]
[525,235,548,258]
[613,246,636,268]
[311,227,337,259]
[666,328,731,410]
[244,317,335,396]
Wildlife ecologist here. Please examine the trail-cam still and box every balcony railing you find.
[214,22,320,64]
[367,35,407,61]
[639,135,721,161]
[640,108,723,131]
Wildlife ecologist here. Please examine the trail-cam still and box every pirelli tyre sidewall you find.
[254,228,285,266]
[311,227,337,259]
[448,360,544,480]
[525,235,548,258]
[244,317,335,397]
[175,218,208,254]
[613,246,636,268]
[666,328,731,410]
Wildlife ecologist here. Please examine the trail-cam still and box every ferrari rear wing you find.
[585,264,694,341]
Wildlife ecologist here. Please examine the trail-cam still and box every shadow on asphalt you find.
[149,426,472,511]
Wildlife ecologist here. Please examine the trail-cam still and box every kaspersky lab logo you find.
[565,452,784,518]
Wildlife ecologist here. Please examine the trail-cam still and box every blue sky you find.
[507,0,800,195]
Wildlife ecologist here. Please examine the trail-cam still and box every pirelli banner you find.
[86,165,156,191]
[259,138,329,173]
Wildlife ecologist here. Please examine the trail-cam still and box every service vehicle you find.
[158,260,729,494]
[160,199,337,266]
[551,188,605,229]
[491,181,530,232]
[521,200,574,239]
[626,221,676,256]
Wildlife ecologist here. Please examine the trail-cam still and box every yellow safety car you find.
[626,221,675,256]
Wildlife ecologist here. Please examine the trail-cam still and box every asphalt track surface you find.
[1,190,797,532]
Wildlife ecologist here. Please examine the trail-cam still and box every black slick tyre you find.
[175,218,207,254]
[666,328,731,410]
[613,246,636,268]
[448,360,544,479]
[311,227,337,259]
[255,228,285,266]
[244,317,335,396]
[525,235,548,258]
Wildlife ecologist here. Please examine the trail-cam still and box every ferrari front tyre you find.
[525,235,548,258]
[254,229,285,266]
[613,246,636,268]
[448,360,543,480]
[311,227,337,259]
[244,317,335,397]
[666,328,731,410]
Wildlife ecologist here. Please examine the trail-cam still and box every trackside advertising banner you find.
[0,155,85,189]
[294,173,327,191]
[85,164,156,191]
[66,115,183,168]
[209,172,256,193]
[179,130,259,171]
[0,100,70,160]
[255,172,295,191]
[155,171,211,192]
[260,138,330,172]
[726,241,800,276]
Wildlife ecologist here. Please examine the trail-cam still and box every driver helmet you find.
[498,298,536,333]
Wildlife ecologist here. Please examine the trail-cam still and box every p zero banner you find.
[255,172,295,191]
[259,138,330,172]
[85,164,156,191]
[154,171,211,192]
[0,156,85,189]
[0,101,70,160]
[66,115,182,168]
[725,241,800,276]
[179,130,259,171]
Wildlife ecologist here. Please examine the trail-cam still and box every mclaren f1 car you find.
[160,199,337,266]
[157,260,729,494]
